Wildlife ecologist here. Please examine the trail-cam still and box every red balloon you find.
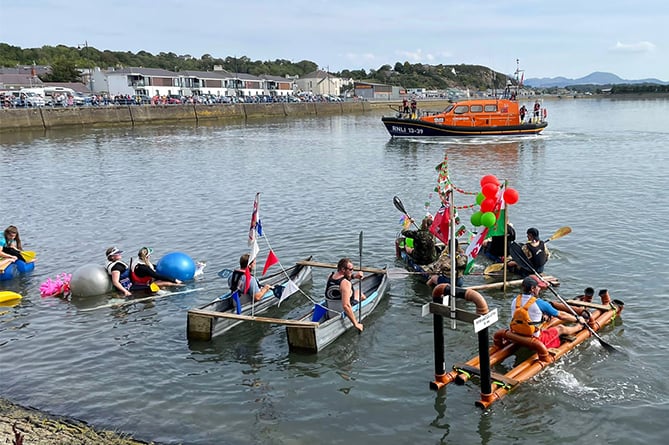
[480,174,500,187]
[480,197,496,213]
[504,188,519,205]
[481,182,499,198]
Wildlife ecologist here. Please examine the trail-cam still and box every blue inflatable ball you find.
[0,263,18,281]
[70,264,112,297]
[15,260,35,274]
[156,251,196,282]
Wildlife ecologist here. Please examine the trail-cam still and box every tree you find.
[39,57,81,82]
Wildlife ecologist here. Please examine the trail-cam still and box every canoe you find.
[285,267,389,353]
[186,257,313,341]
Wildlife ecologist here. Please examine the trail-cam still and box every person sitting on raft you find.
[510,276,587,349]
[130,247,182,290]
[508,227,550,276]
[1,225,26,262]
[105,246,132,297]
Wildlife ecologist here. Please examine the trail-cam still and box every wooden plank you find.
[296,260,385,274]
[565,299,612,311]
[0,259,14,273]
[466,275,559,291]
[428,303,479,323]
[187,309,319,328]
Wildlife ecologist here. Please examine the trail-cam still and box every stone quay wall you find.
[0,100,376,133]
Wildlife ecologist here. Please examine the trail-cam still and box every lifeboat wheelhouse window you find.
[470,105,483,112]
[454,105,469,114]
[443,104,454,113]
[484,104,498,112]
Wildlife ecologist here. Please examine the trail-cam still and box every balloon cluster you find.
[470,174,519,228]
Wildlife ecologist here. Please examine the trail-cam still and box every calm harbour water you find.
[1,98,668,444]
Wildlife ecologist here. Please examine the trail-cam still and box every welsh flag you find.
[488,183,507,237]
[464,184,505,274]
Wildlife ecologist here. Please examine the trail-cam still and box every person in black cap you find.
[105,246,132,297]
[508,227,550,276]
[509,275,586,349]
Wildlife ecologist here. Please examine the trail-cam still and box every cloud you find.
[611,41,656,53]
[395,49,452,64]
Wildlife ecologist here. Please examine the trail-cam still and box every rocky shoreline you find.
[0,398,156,445]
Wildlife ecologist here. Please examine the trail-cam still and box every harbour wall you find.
[0,101,375,133]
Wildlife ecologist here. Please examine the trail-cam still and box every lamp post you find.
[77,41,94,92]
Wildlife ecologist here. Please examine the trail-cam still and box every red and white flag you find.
[248,193,261,262]
[430,203,450,245]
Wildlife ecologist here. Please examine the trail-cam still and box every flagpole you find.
[358,231,363,324]
[503,181,509,292]
[448,186,457,330]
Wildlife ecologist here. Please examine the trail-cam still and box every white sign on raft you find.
[473,308,498,333]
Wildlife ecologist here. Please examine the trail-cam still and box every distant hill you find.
[524,72,669,88]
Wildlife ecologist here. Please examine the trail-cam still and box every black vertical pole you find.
[478,327,492,397]
[430,290,445,390]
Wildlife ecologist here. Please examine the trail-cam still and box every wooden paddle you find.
[509,241,621,354]
[393,196,420,229]
[545,226,571,242]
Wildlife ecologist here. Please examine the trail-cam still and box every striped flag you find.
[248,193,261,262]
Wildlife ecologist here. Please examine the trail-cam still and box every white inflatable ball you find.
[70,264,112,297]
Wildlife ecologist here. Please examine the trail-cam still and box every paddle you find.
[509,241,620,353]
[483,227,572,275]
[392,196,420,229]
[0,291,22,305]
[545,226,571,243]
[358,230,363,323]
[20,250,36,262]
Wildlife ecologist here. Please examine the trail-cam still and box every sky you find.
[1,0,667,81]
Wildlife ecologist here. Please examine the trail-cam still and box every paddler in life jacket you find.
[105,246,132,297]
[130,247,182,291]
[508,227,550,276]
[228,253,272,302]
[510,276,587,348]
[325,257,366,332]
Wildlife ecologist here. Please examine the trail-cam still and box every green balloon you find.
[481,211,497,228]
[476,192,485,205]
[470,211,483,226]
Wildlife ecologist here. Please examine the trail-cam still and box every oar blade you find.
[484,263,505,274]
[21,250,37,261]
[547,226,572,242]
[393,196,407,215]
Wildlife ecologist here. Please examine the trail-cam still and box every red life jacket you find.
[130,258,152,286]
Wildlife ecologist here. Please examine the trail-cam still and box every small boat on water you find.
[186,257,313,341]
[381,97,547,137]
[428,284,624,408]
[285,266,389,353]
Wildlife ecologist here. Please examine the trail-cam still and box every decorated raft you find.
[427,281,624,409]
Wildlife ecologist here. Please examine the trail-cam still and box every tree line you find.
[0,43,513,90]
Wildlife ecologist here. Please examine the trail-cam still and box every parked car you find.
[167,95,182,104]
[72,92,92,106]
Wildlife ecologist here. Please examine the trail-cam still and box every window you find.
[484,104,498,112]
[470,105,483,112]
[454,105,469,114]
